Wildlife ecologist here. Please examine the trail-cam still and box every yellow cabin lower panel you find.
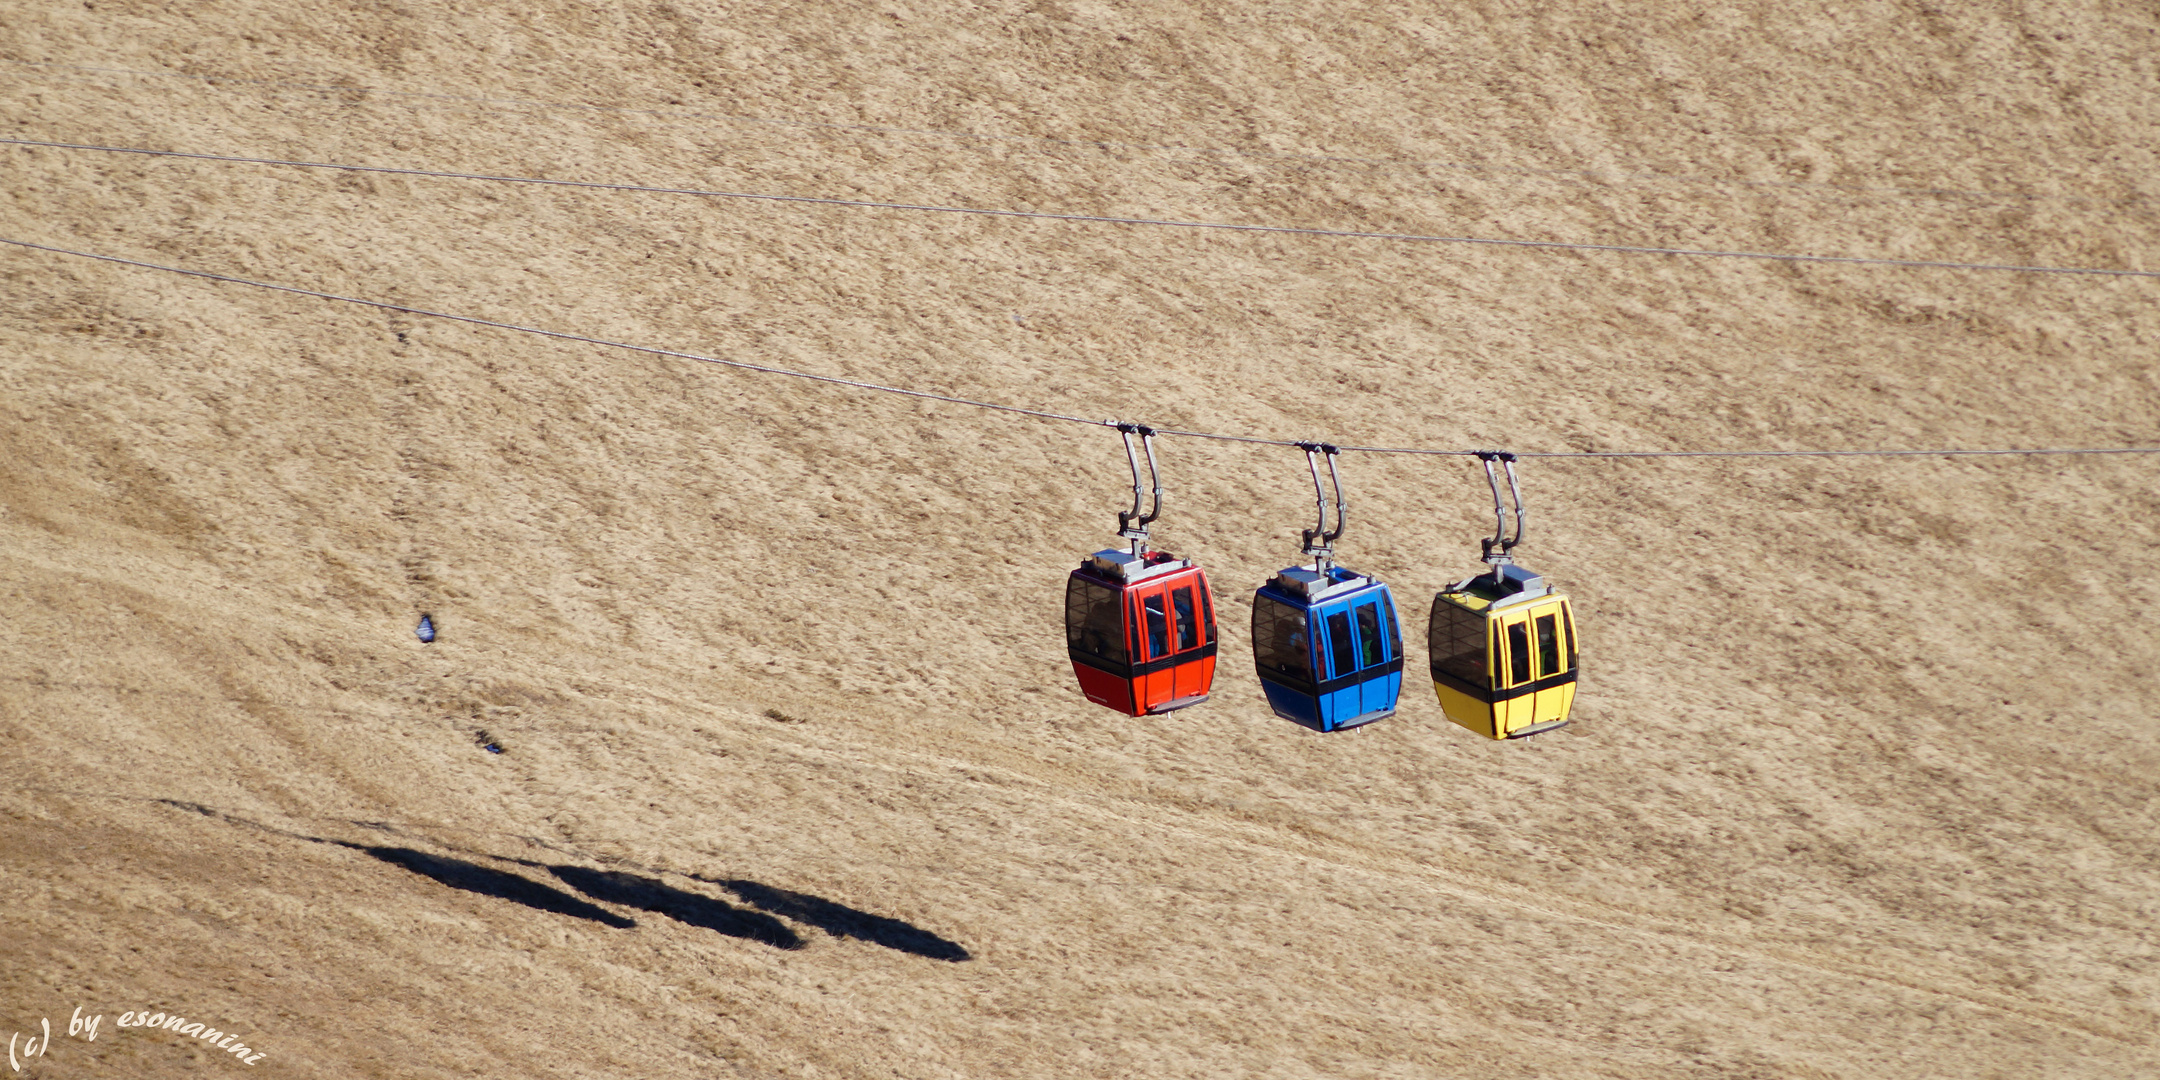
[1438,681,1578,739]
[1504,682,1577,736]
[1500,693,1533,735]
[1433,682,1498,740]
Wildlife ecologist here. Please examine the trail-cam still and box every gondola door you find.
[1314,593,1403,730]
[1127,573,1218,714]
[1521,601,1579,735]
[1134,583,1174,711]
[1491,600,1577,736]
[1164,578,1216,706]
[1320,604,1359,727]
[1351,594,1402,720]
[1495,610,1534,736]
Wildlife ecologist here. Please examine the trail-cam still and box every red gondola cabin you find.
[1065,548,1218,716]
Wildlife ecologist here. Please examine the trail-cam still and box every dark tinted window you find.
[1065,577,1127,667]
[1252,596,1312,686]
[1327,611,1357,678]
[1143,592,1170,659]
[1563,604,1578,671]
[1536,613,1561,678]
[1172,587,1200,651]
[1355,603,1386,667]
[1506,620,1531,685]
[1428,598,1488,687]
[1199,585,1217,644]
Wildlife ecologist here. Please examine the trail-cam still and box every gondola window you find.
[1252,596,1313,686]
[1506,620,1532,685]
[1066,579,1127,666]
[1429,601,1488,687]
[1143,592,1171,658]
[1327,611,1358,676]
[1355,603,1386,667]
[1172,586,1200,650]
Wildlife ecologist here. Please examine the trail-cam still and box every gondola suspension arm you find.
[1475,450,1526,584]
[1115,423,1162,557]
[1297,442,1346,574]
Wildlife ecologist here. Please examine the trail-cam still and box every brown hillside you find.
[3,3,2156,1077]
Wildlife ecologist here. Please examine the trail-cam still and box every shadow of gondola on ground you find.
[703,876,972,962]
[150,798,968,958]
[546,865,803,949]
[360,846,637,929]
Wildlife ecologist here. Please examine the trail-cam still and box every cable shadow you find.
[545,865,802,949]
[702,877,972,962]
[359,846,637,929]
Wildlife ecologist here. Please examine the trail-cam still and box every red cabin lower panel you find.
[1071,654,1217,716]
[1072,662,1137,714]
[1137,653,1216,713]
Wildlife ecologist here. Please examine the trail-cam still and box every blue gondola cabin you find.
[1251,565,1403,732]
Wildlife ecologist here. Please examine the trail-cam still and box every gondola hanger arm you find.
[1474,449,1527,577]
[1295,442,1345,571]
[1114,422,1162,554]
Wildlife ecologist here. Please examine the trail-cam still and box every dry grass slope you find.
[2,3,2156,1077]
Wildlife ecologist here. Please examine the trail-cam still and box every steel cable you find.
[5,235,2156,460]
[8,138,2158,279]
[3,59,2133,207]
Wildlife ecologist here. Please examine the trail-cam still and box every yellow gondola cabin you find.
[1427,564,1577,739]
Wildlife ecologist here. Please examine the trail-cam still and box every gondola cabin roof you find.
[1435,564,1559,615]
[1083,548,1196,585]
[1265,564,1383,603]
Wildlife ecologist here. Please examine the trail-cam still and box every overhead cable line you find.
[0,236,1115,431]
[2,58,2120,207]
[9,137,2157,280]
[5,235,2157,461]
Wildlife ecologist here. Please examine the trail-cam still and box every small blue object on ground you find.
[416,614,436,643]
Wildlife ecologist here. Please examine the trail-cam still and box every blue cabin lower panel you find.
[1259,669,1401,733]
[1260,679,1323,731]
[1324,669,1401,730]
